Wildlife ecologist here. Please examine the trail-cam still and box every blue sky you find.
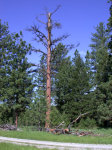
[0,0,110,64]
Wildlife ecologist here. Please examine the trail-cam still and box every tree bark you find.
[45,13,51,128]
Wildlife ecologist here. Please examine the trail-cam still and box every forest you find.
[0,0,112,130]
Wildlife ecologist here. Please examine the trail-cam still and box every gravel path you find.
[0,136,112,150]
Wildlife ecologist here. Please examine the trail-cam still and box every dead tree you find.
[46,12,51,128]
[27,6,70,128]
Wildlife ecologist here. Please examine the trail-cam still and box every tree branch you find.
[68,112,89,129]
[51,5,61,16]
[56,121,65,129]
[36,17,46,25]
[27,25,48,42]
[65,44,74,50]
[33,36,48,49]
[52,34,69,45]
[31,48,47,55]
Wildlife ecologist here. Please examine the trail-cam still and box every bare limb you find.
[56,121,65,129]
[68,112,89,129]
[52,34,69,45]
[27,25,48,48]
[65,44,74,50]
[36,17,46,25]
[33,36,48,49]
[27,25,48,42]
[73,112,89,123]
[32,48,47,55]
[51,5,61,16]
[64,43,79,51]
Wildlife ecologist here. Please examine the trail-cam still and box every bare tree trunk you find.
[45,13,51,128]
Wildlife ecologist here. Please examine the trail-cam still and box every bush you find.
[77,117,97,128]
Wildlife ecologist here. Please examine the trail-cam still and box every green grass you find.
[0,128,112,144]
[0,142,56,150]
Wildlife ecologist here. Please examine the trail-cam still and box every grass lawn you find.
[0,128,112,144]
[0,143,57,150]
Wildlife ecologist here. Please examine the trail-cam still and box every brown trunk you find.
[15,113,18,129]
[45,13,51,128]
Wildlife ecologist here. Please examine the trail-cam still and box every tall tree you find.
[0,20,12,102]
[55,50,90,123]
[89,20,112,127]
[90,22,109,85]
[28,7,69,128]
[95,0,112,127]
[0,23,34,127]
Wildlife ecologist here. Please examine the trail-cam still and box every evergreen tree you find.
[0,22,34,126]
[107,0,112,81]
[95,1,112,127]
[51,43,69,99]
[55,50,90,123]
[0,20,12,102]
[71,50,90,116]
[89,21,112,127]
[51,43,68,74]
[90,22,109,85]
[55,57,72,111]
[33,55,47,128]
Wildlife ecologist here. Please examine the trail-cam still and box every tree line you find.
[0,1,112,128]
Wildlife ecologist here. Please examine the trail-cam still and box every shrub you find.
[77,117,97,128]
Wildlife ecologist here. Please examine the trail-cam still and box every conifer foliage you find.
[0,21,34,127]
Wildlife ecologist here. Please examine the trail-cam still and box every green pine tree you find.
[90,22,109,85]
[89,21,112,127]
[55,50,90,124]
[0,21,34,126]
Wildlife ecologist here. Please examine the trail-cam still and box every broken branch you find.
[68,112,89,129]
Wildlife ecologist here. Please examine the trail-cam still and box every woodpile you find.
[0,124,17,130]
